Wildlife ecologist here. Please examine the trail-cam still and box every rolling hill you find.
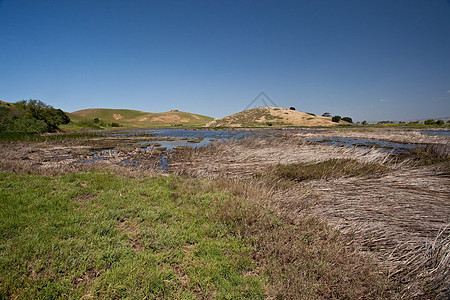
[205,107,346,127]
[70,108,214,127]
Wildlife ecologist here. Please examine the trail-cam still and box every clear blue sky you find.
[1,0,449,122]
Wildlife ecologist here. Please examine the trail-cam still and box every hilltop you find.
[205,107,346,127]
[70,108,214,127]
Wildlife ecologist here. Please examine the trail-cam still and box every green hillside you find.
[71,108,214,128]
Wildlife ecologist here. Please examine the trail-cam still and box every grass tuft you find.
[271,158,390,182]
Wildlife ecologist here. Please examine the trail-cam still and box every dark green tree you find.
[332,115,341,122]
[342,117,353,123]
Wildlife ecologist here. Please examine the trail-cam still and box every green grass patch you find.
[0,132,99,142]
[0,172,264,299]
[272,158,390,181]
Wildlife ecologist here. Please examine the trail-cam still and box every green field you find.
[0,171,394,299]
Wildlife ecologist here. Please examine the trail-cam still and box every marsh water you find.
[89,128,437,168]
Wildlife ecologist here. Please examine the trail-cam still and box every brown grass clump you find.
[389,226,450,299]
[271,158,390,182]
[407,143,450,166]
[198,178,398,299]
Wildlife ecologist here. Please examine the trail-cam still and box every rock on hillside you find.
[205,107,346,127]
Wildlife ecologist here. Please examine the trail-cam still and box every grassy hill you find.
[70,108,214,128]
[205,107,347,127]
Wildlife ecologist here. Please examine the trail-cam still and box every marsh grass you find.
[0,132,99,142]
[272,158,390,182]
[0,171,264,299]
[0,170,398,299]
[204,177,397,299]
[407,143,450,166]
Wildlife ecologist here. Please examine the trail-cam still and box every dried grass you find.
[305,165,450,299]
[198,177,398,299]
[170,137,394,178]
[271,158,390,182]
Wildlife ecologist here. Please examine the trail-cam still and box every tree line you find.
[0,100,70,133]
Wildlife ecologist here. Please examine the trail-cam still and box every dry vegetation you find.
[169,134,449,299]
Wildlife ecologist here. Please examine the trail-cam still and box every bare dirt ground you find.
[1,128,449,298]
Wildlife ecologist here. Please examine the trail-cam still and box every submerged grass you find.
[272,158,390,182]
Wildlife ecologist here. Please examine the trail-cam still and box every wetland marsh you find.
[1,127,449,299]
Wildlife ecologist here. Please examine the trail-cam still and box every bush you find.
[289,107,296,110]
[306,112,316,116]
[342,117,353,123]
[8,118,48,133]
[424,119,435,125]
[7,100,70,132]
[322,112,331,117]
[436,120,444,126]
[332,115,341,122]
[362,121,367,125]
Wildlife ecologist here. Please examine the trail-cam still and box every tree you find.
[424,119,435,125]
[332,115,341,122]
[362,120,367,125]
[9,99,70,132]
[342,117,353,123]
[289,107,296,110]
[436,120,444,126]
[322,112,331,117]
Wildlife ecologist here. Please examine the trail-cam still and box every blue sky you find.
[1,0,449,122]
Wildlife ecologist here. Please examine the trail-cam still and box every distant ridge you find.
[205,107,346,127]
[70,108,213,127]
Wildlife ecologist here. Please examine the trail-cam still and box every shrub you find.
[436,120,444,126]
[332,115,341,122]
[306,112,316,116]
[342,117,353,123]
[424,119,435,125]
[9,100,70,132]
[289,107,296,110]
[322,112,331,117]
[362,120,367,125]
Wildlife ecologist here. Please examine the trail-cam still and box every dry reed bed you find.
[291,128,449,144]
[169,138,394,178]
[302,165,450,298]
[170,137,449,298]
